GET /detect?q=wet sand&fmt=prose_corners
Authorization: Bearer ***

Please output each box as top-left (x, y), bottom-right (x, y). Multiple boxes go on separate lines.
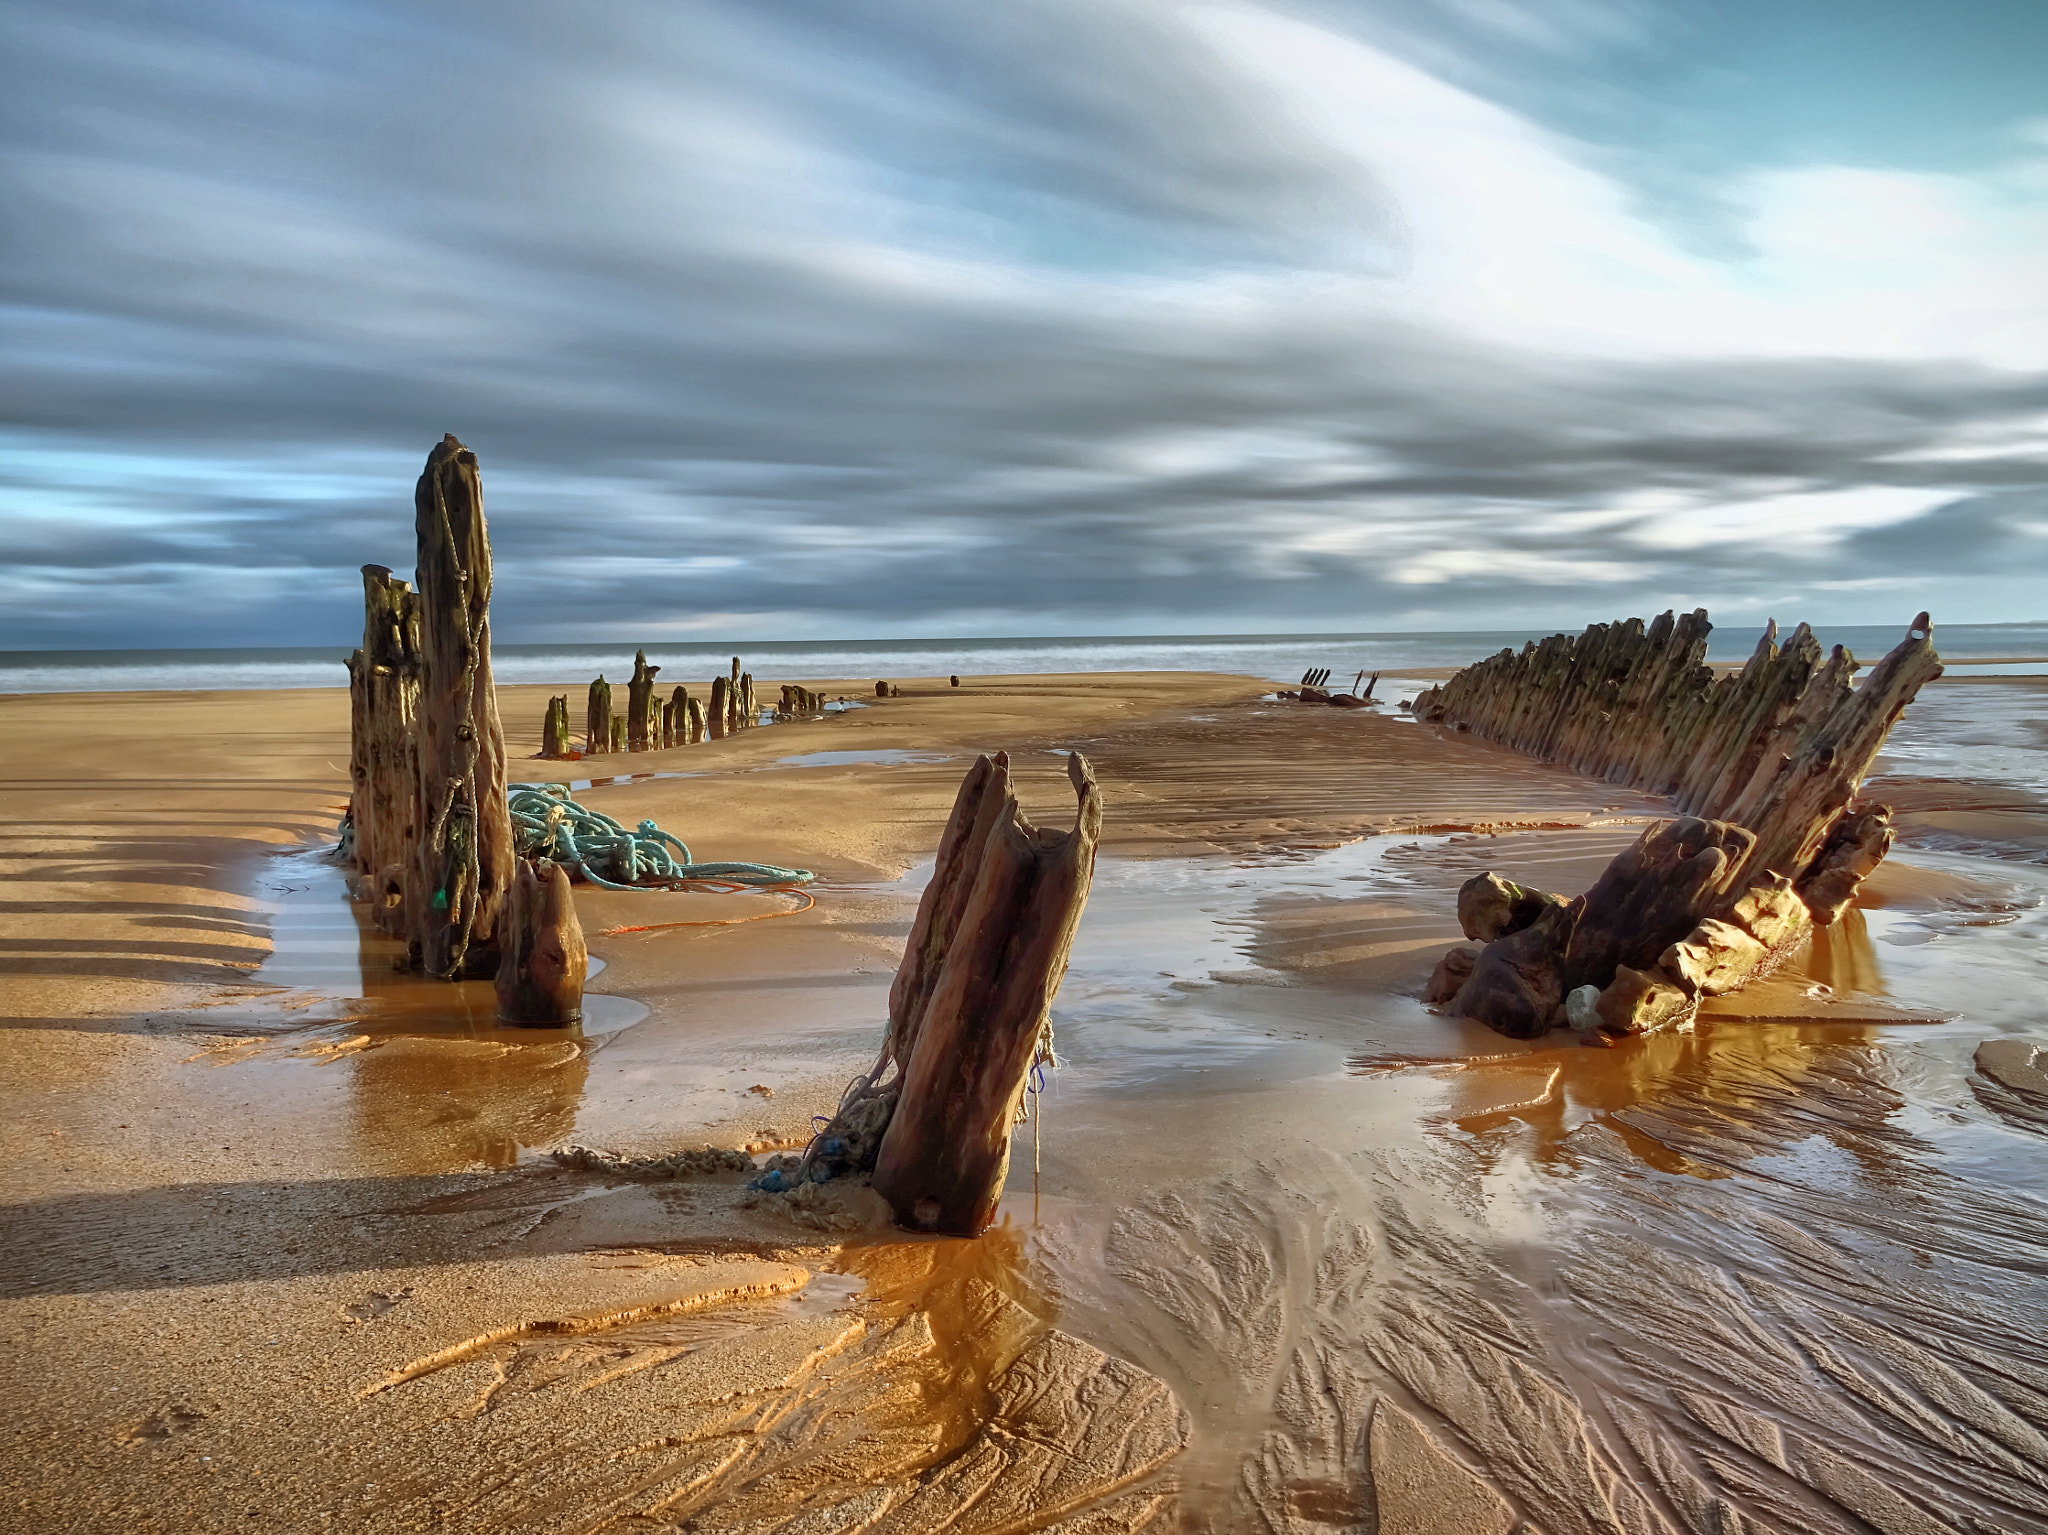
top-left (4, 670), bottom-right (2048, 1533)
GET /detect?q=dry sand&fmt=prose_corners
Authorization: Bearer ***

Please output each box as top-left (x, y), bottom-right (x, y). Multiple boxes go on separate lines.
top-left (4, 670), bottom-right (2047, 1533)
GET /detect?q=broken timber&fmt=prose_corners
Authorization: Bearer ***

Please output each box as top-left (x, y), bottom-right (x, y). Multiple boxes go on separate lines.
top-left (1418, 612), bottom-right (1943, 1040)
top-left (808, 752), bottom-right (1102, 1236)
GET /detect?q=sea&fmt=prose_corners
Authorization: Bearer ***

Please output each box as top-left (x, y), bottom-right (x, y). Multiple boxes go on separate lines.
top-left (3, 622), bottom-right (2044, 694)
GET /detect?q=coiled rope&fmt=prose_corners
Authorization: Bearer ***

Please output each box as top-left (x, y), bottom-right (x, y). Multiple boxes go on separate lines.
top-left (507, 783), bottom-right (814, 892)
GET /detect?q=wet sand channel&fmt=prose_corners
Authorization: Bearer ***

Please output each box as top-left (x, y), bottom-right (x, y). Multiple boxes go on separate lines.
top-left (3, 672), bottom-right (2047, 1533)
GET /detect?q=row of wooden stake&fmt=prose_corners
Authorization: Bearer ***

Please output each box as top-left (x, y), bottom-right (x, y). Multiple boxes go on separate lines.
top-left (540, 658), bottom-right (837, 758)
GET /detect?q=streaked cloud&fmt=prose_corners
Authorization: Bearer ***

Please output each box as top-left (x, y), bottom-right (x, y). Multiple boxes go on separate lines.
top-left (1, 0), bottom-right (2043, 648)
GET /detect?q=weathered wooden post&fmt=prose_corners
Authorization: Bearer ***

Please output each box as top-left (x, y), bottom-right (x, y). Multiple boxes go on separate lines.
top-left (541, 694), bottom-right (571, 759)
top-left (586, 676), bottom-right (612, 754)
top-left (494, 857), bottom-right (588, 1025)
top-left (404, 434), bottom-right (515, 980)
top-left (868, 752), bottom-right (1102, 1235)
top-left (875, 680), bottom-right (889, 698)
top-left (707, 676), bottom-right (729, 739)
top-left (687, 697), bottom-right (706, 743)
top-left (608, 717), bottom-right (627, 753)
top-left (343, 565), bottom-right (422, 935)
top-left (740, 672), bottom-right (755, 727)
top-left (626, 649), bottom-right (660, 751)
top-left (670, 685), bottom-right (691, 746)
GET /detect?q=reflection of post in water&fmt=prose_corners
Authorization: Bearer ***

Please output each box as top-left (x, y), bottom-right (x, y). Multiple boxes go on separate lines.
top-left (344, 1019), bottom-right (588, 1170)
top-left (1804, 906), bottom-right (1883, 997)
top-left (337, 893), bottom-right (590, 1169)
top-left (833, 1220), bottom-right (1043, 1451)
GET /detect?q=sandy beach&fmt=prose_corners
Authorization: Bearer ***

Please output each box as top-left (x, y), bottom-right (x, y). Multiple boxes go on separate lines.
top-left (5, 668), bottom-right (2048, 1534)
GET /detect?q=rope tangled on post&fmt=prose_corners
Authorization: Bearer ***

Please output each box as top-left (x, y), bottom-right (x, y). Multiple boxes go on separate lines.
top-left (506, 783), bottom-right (814, 892)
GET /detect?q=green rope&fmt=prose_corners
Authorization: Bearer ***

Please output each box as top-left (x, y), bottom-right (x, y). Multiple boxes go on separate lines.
top-left (507, 783), bottom-right (813, 891)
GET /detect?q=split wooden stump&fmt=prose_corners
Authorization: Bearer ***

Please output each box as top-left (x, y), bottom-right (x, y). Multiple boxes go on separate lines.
top-left (806, 752), bottom-right (1102, 1236)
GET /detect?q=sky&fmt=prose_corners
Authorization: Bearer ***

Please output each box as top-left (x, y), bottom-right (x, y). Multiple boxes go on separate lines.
top-left (3, 0), bottom-right (2045, 649)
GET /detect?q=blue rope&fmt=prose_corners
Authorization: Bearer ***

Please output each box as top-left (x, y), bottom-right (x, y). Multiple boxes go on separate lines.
top-left (507, 783), bottom-right (814, 891)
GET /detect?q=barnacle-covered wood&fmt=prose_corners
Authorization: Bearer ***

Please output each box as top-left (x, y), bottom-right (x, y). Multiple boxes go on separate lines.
top-left (540, 694), bottom-right (570, 759)
top-left (344, 565), bottom-right (421, 937)
top-left (1422, 613), bottom-right (1942, 1039)
top-left (405, 434), bottom-right (515, 980)
top-left (871, 751), bottom-right (1102, 1236)
top-left (626, 649), bottom-right (660, 752)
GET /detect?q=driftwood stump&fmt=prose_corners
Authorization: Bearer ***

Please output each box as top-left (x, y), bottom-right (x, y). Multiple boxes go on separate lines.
top-left (405, 434), bottom-right (515, 980)
top-left (343, 565), bottom-right (421, 935)
top-left (586, 676), bottom-right (612, 754)
top-left (687, 697), bottom-right (706, 744)
top-left (670, 685), bottom-right (691, 747)
top-left (707, 676), bottom-right (729, 740)
top-left (627, 649), bottom-right (661, 751)
top-left (541, 695), bottom-right (570, 759)
top-left (868, 752), bottom-right (1102, 1235)
top-left (494, 858), bottom-right (588, 1025)
top-left (740, 672), bottom-right (755, 728)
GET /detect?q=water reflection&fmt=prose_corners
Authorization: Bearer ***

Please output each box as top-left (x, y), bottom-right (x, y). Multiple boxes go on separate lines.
top-left (249, 847), bottom-right (640, 1168)
top-left (1803, 906), bottom-right (1884, 996)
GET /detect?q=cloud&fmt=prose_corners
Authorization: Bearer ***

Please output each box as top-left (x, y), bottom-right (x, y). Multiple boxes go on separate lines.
top-left (0, 0), bottom-right (2044, 649)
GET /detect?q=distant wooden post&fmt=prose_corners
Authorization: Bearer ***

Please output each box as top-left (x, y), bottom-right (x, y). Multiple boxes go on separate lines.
top-left (670, 685), bottom-right (691, 746)
top-left (708, 676), bottom-right (729, 739)
top-left (609, 717), bottom-right (627, 753)
top-left (405, 434), bottom-right (514, 980)
top-left (541, 694), bottom-right (570, 759)
top-left (586, 676), bottom-right (612, 754)
top-left (740, 672), bottom-right (756, 728)
top-left (495, 858), bottom-right (587, 1025)
top-left (687, 697), bottom-right (706, 743)
top-left (344, 565), bottom-right (422, 935)
top-left (875, 680), bottom-right (889, 698)
top-left (625, 649), bottom-right (660, 751)
top-left (870, 752), bottom-right (1102, 1236)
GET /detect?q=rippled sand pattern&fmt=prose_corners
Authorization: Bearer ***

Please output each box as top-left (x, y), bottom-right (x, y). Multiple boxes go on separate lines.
top-left (1049, 1037), bottom-right (2048, 1534)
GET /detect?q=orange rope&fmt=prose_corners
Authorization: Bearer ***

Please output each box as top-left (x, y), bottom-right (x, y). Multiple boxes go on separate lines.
top-left (597, 887), bottom-right (815, 934)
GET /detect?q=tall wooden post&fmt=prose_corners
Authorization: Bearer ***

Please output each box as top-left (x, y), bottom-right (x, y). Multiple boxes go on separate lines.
top-left (687, 697), bottom-right (706, 743)
top-left (405, 434), bottom-right (514, 980)
top-left (627, 649), bottom-right (660, 751)
top-left (586, 676), bottom-right (612, 754)
top-left (740, 672), bottom-right (755, 727)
